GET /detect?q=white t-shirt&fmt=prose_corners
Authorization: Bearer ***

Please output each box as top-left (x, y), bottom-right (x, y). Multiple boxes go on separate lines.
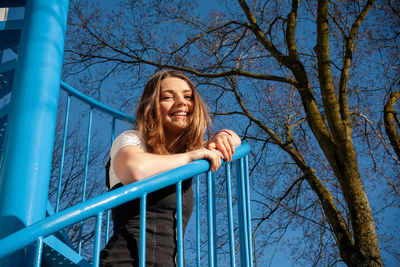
top-left (109, 130), bottom-right (147, 188)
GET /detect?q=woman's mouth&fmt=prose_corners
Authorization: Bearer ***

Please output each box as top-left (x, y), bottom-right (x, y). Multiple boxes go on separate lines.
top-left (171, 112), bottom-right (188, 116)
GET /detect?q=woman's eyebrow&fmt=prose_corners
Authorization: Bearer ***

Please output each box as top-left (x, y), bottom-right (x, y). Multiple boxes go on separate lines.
top-left (160, 90), bottom-right (172, 93)
top-left (160, 89), bottom-right (193, 94)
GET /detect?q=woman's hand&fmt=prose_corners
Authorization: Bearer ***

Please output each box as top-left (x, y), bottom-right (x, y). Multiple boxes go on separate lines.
top-left (187, 147), bottom-right (223, 172)
top-left (207, 129), bottom-right (241, 162)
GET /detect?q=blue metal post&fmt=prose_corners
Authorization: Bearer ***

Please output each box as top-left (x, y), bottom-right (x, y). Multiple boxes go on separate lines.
top-left (93, 212), bottom-right (103, 267)
top-left (236, 158), bottom-right (250, 267)
top-left (105, 118), bottom-right (117, 244)
top-left (56, 95), bottom-right (71, 212)
top-left (195, 175), bottom-right (201, 267)
top-left (207, 171), bottom-right (216, 267)
top-left (33, 237), bottom-right (43, 267)
top-left (139, 194), bottom-right (147, 267)
top-left (0, 0), bottom-right (69, 266)
top-left (176, 181), bottom-right (184, 267)
top-left (211, 172), bottom-right (218, 265)
top-left (225, 163), bottom-right (236, 267)
top-left (244, 155), bottom-right (253, 267)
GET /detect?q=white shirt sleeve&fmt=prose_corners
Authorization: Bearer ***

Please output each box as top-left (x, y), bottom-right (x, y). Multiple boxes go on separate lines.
top-left (109, 130), bottom-right (147, 188)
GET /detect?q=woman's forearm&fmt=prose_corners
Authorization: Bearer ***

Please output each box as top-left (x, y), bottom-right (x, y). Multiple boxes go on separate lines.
top-left (114, 146), bottom-right (223, 184)
top-left (114, 147), bottom-right (191, 184)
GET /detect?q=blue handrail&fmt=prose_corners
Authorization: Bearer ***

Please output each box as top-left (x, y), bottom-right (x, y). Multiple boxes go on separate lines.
top-left (0, 143), bottom-right (251, 260)
top-left (60, 81), bottom-right (134, 123)
top-left (57, 81), bottom-right (134, 250)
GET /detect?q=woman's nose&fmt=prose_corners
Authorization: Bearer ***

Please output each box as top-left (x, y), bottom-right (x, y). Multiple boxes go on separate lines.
top-left (175, 94), bottom-right (187, 106)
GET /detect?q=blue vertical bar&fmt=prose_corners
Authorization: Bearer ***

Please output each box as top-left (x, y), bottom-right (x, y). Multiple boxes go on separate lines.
top-left (105, 210), bottom-right (111, 245)
top-left (33, 237), bottom-right (43, 267)
top-left (176, 181), bottom-right (183, 267)
top-left (56, 94), bottom-right (71, 212)
top-left (244, 155), bottom-right (253, 267)
top-left (195, 175), bottom-right (201, 267)
top-left (225, 163), bottom-right (236, 267)
top-left (78, 107), bottom-right (93, 254)
top-left (105, 118), bottom-right (116, 244)
top-left (93, 212), bottom-right (103, 267)
top-left (0, 0), bottom-right (69, 266)
top-left (211, 172), bottom-right (218, 266)
top-left (139, 194), bottom-right (147, 267)
top-left (82, 107), bottom-right (93, 203)
top-left (236, 158), bottom-right (250, 267)
top-left (207, 171), bottom-right (215, 267)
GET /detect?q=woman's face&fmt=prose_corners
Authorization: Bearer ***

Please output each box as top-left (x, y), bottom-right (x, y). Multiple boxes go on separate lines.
top-left (159, 77), bottom-right (194, 139)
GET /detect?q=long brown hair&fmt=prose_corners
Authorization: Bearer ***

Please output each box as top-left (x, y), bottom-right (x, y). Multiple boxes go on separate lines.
top-left (135, 70), bottom-right (211, 154)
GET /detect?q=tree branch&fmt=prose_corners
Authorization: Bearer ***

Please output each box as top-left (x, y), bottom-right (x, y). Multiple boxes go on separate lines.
top-left (338, 0), bottom-right (375, 123)
top-left (384, 91), bottom-right (400, 160)
top-left (315, 0), bottom-right (343, 138)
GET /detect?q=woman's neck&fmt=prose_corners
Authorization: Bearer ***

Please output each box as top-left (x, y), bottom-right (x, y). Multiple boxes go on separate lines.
top-left (165, 134), bottom-right (179, 148)
top-left (165, 131), bottom-right (187, 153)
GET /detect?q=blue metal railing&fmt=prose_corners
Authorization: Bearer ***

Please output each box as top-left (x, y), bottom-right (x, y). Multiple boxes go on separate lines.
top-left (0, 143), bottom-right (252, 266)
top-left (2, 80), bottom-right (253, 266)
top-left (57, 81), bottom-right (134, 253)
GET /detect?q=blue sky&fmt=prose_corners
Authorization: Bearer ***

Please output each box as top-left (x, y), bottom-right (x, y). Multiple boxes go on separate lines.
top-left (58, 1), bottom-right (400, 266)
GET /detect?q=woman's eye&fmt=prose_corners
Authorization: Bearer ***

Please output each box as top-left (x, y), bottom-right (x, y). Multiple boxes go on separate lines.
top-left (162, 96), bottom-right (172, 100)
top-left (185, 95), bottom-right (193, 99)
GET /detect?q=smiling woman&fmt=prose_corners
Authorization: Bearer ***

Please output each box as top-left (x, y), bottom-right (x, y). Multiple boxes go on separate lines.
top-left (100, 70), bottom-right (241, 267)
top-left (159, 77), bottom-right (195, 142)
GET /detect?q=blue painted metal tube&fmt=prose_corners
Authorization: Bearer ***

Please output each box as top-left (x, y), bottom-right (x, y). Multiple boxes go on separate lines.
top-left (93, 212), bottom-right (103, 267)
top-left (78, 220), bottom-right (84, 255)
top-left (207, 171), bottom-right (215, 267)
top-left (56, 95), bottom-right (71, 212)
top-left (0, 0), bottom-right (69, 266)
top-left (0, 143), bottom-right (250, 259)
top-left (105, 118), bottom-right (116, 244)
top-left (236, 160), bottom-right (245, 267)
top-left (211, 172), bottom-right (218, 266)
top-left (139, 194), bottom-right (147, 267)
top-left (176, 181), bottom-right (183, 267)
top-left (244, 155), bottom-right (253, 267)
top-left (60, 82), bottom-right (134, 124)
top-left (33, 237), bottom-right (43, 267)
top-left (195, 175), bottom-right (201, 267)
top-left (105, 210), bottom-right (111, 246)
top-left (82, 107), bottom-right (93, 203)
top-left (111, 117), bottom-right (116, 141)
top-left (225, 163), bottom-right (236, 267)
top-left (78, 107), bottom-right (93, 254)
top-left (236, 158), bottom-right (250, 267)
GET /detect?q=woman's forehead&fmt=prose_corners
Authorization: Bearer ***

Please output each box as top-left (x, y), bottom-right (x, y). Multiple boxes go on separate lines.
top-left (160, 77), bottom-right (192, 93)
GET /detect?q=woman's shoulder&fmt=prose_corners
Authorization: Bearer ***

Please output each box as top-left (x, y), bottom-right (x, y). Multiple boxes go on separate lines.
top-left (119, 129), bottom-right (140, 138)
top-left (111, 130), bottom-right (147, 156)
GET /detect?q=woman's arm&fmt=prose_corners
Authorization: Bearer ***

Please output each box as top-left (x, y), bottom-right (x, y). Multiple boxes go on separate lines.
top-left (207, 129), bottom-right (241, 162)
top-left (114, 145), bottom-right (224, 185)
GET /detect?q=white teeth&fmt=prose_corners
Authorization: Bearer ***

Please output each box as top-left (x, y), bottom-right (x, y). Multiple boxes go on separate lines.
top-left (172, 112), bottom-right (187, 116)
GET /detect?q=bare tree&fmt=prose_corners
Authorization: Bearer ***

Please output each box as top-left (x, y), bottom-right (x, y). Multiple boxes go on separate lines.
top-left (64, 0), bottom-right (400, 265)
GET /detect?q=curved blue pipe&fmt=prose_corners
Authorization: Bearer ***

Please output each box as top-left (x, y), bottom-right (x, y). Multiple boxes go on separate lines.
top-left (60, 81), bottom-right (134, 123)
